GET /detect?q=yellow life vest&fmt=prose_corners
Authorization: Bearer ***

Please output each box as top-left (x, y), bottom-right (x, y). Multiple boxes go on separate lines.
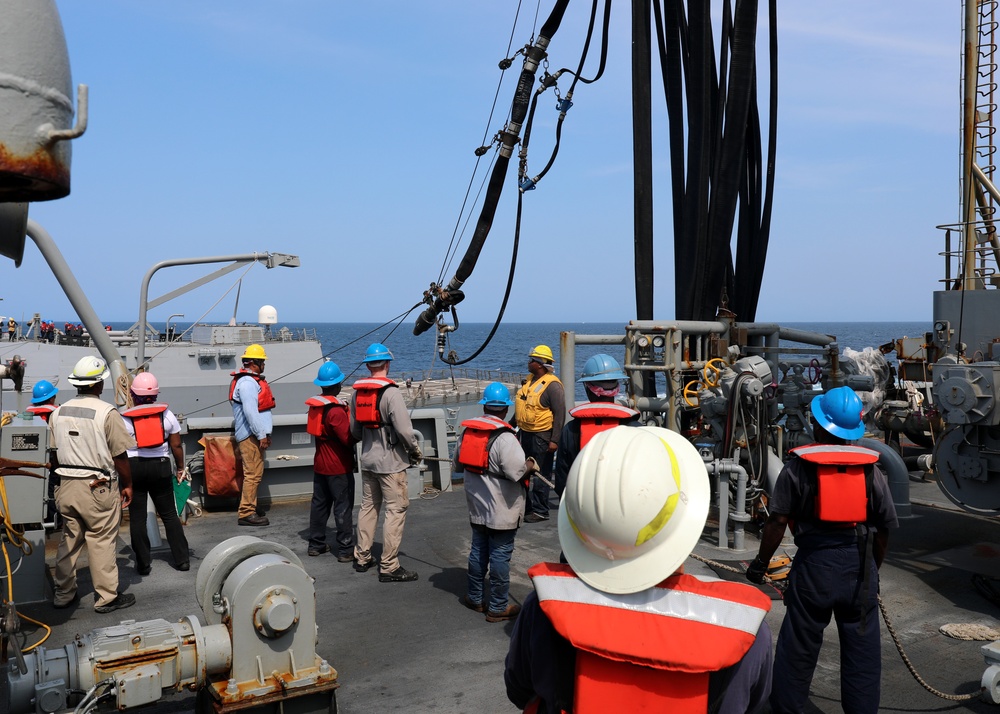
top-left (514, 373), bottom-right (561, 432)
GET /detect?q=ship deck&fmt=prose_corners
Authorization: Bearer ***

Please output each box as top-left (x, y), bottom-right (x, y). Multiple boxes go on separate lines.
top-left (12, 474), bottom-right (1000, 713)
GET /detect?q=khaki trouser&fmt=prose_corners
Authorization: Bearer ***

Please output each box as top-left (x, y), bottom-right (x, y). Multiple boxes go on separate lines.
top-left (237, 436), bottom-right (265, 518)
top-left (53, 478), bottom-right (122, 609)
top-left (354, 470), bottom-right (409, 573)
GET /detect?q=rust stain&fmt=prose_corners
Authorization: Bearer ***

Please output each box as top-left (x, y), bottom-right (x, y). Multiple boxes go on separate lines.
top-left (0, 142), bottom-right (69, 201)
top-left (974, 543), bottom-right (1000, 558)
top-left (95, 646), bottom-right (179, 672)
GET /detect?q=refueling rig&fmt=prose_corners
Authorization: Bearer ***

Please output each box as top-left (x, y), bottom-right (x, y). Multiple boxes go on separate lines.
top-left (558, 316), bottom-right (912, 551)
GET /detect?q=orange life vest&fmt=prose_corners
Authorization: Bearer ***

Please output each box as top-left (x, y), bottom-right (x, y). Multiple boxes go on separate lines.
top-left (352, 377), bottom-right (396, 428)
top-left (457, 415), bottom-right (514, 474)
top-left (229, 370), bottom-right (276, 411)
top-left (27, 404), bottom-right (57, 423)
top-left (527, 562), bottom-right (770, 714)
top-left (569, 402), bottom-right (640, 449)
top-left (790, 444), bottom-right (878, 524)
top-left (305, 395), bottom-right (346, 437)
top-left (122, 403), bottom-right (170, 448)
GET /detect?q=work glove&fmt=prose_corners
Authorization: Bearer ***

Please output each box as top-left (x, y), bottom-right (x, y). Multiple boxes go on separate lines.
top-left (409, 448), bottom-right (423, 466)
top-left (745, 556), bottom-right (768, 585)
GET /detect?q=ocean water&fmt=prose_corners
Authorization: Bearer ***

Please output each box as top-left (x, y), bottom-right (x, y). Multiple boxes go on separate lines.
top-left (291, 320), bottom-right (928, 400)
top-left (112, 319), bottom-right (927, 401)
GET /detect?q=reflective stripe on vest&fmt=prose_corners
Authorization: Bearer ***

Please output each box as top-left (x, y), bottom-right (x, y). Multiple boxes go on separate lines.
top-left (529, 562), bottom-right (769, 671)
top-left (569, 402), bottom-right (639, 448)
top-left (514, 373), bottom-right (562, 432)
top-left (50, 398), bottom-right (119, 480)
top-left (457, 415), bottom-right (514, 474)
top-left (27, 404), bottom-right (57, 423)
top-left (305, 395), bottom-right (345, 437)
top-left (352, 377), bottom-right (395, 428)
top-left (229, 370), bottom-right (276, 411)
top-left (122, 403), bottom-right (169, 448)
top-left (790, 444), bottom-right (878, 524)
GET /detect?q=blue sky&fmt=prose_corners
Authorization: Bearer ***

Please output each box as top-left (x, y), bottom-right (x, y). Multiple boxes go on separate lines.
top-left (11, 1), bottom-right (958, 328)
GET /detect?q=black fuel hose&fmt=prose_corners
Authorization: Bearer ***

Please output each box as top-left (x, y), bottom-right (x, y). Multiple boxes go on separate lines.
top-left (414, 0), bottom-right (571, 336)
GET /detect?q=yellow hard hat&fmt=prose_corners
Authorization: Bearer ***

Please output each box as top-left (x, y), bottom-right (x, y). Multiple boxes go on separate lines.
top-left (529, 344), bottom-right (554, 363)
top-left (241, 344), bottom-right (267, 360)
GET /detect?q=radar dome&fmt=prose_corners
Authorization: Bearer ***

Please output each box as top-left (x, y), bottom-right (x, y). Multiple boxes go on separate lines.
top-left (258, 305), bottom-right (278, 325)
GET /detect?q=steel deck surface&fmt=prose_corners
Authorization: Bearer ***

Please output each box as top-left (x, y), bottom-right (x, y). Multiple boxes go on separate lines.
top-left (13, 475), bottom-right (1000, 713)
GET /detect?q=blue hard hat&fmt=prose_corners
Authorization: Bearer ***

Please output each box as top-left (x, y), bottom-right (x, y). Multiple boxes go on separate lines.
top-left (578, 353), bottom-right (628, 382)
top-left (31, 380), bottom-right (58, 404)
top-left (314, 361), bottom-right (345, 387)
top-left (363, 342), bottom-right (393, 363)
top-left (479, 382), bottom-right (513, 407)
top-left (811, 387), bottom-right (865, 440)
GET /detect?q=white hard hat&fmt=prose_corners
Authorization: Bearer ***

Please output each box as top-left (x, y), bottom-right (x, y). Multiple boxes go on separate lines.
top-left (557, 425), bottom-right (710, 595)
top-left (68, 355), bottom-right (110, 386)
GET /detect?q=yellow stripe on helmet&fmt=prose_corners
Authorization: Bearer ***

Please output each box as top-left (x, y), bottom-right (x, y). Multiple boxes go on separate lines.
top-left (635, 436), bottom-right (683, 546)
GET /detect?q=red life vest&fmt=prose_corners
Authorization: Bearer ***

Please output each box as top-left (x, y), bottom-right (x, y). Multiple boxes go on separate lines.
top-left (122, 403), bottom-right (170, 448)
top-left (305, 395), bottom-right (346, 438)
top-left (527, 562), bottom-right (770, 714)
top-left (457, 415), bottom-right (514, 474)
top-left (569, 402), bottom-right (640, 449)
top-left (352, 377), bottom-right (396, 428)
top-left (27, 404), bottom-right (57, 423)
top-left (229, 370), bottom-right (276, 411)
top-left (790, 444), bottom-right (879, 524)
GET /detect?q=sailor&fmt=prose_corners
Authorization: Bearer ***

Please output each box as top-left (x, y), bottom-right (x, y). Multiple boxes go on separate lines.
top-left (350, 342), bottom-right (422, 583)
top-left (29, 380), bottom-right (60, 525)
top-left (453, 382), bottom-right (534, 622)
top-left (7, 317), bottom-right (16, 341)
top-left (552, 353), bottom-right (638, 499)
top-left (229, 343), bottom-right (274, 527)
top-left (27, 379), bottom-right (58, 422)
top-left (120, 371), bottom-right (190, 575)
top-left (49, 356), bottom-right (137, 613)
top-left (305, 361), bottom-right (357, 561)
top-left (505, 426), bottom-right (773, 713)
top-left (514, 344), bottom-right (565, 523)
top-left (747, 386), bottom-right (898, 714)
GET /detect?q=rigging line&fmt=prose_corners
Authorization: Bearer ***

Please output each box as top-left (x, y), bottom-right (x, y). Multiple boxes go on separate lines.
top-left (521, 0), bottom-right (606, 187)
top-left (440, 190), bottom-right (524, 366)
top-left (139, 262), bottom-right (258, 370)
top-left (562, 0), bottom-right (607, 90)
top-left (442, 149), bottom-right (501, 282)
top-left (181, 304), bottom-right (422, 418)
top-left (436, 0), bottom-right (528, 286)
top-left (561, 0), bottom-right (612, 86)
top-left (521, 0), bottom-right (605, 187)
top-left (262, 304), bottom-right (423, 384)
top-left (340, 305), bottom-right (422, 382)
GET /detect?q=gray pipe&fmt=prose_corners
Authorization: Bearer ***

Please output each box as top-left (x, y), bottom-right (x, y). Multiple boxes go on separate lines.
top-left (858, 437), bottom-right (911, 519)
top-left (26, 219), bottom-right (128, 403)
top-left (707, 460), bottom-right (750, 550)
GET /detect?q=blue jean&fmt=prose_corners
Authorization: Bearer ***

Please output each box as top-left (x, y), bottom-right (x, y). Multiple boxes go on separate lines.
top-left (771, 538), bottom-right (881, 714)
top-left (467, 523), bottom-right (517, 613)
